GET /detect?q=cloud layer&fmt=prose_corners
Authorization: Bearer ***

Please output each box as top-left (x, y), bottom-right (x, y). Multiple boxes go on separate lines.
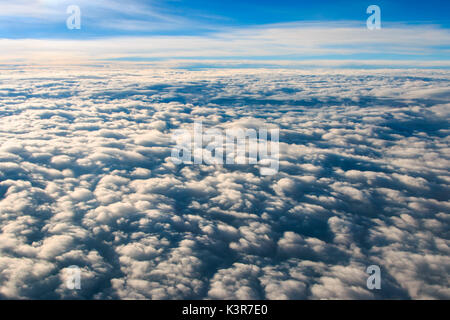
top-left (0, 66), bottom-right (449, 299)
top-left (1, 21), bottom-right (450, 67)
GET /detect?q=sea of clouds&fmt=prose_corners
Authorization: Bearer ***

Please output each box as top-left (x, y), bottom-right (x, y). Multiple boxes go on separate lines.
top-left (0, 66), bottom-right (449, 299)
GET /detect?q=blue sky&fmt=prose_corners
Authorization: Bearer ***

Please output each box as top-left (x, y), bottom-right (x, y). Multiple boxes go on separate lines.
top-left (0, 0), bottom-right (449, 66)
top-left (1, 0), bottom-right (450, 37)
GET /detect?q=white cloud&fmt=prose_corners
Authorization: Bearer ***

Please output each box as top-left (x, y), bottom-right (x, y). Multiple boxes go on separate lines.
top-left (0, 66), bottom-right (448, 299)
top-left (0, 22), bottom-right (449, 67)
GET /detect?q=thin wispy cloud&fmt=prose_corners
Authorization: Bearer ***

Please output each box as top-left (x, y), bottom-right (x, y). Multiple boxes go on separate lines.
top-left (0, 1), bottom-right (448, 67)
top-left (0, 22), bottom-right (449, 67)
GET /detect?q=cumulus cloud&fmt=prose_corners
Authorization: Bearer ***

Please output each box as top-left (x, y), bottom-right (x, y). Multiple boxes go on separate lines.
top-left (0, 66), bottom-right (448, 299)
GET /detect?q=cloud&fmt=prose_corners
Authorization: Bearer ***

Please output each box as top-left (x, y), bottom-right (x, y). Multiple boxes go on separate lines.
top-left (0, 66), bottom-right (448, 299)
top-left (0, 21), bottom-right (449, 67)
